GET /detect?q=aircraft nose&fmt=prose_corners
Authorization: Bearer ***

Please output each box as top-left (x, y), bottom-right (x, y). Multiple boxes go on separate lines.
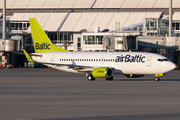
top-left (168, 62), bottom-right (176, 71)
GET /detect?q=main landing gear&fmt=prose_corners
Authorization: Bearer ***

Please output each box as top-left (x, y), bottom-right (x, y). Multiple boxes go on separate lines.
top-left (86, 74), bottom-right (114, 81)
top-left (87, 74), bottom-right (95, 81)
top-left (155, 77), bottom-right (160, 81)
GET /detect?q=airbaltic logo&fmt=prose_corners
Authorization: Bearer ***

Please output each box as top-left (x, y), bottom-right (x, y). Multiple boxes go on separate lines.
top-left (35, 43), bottom-right (51, 50)
top-left (115, 55), bottom-right (146, 63)
top-left (97, 70), bottom-right (105, 73)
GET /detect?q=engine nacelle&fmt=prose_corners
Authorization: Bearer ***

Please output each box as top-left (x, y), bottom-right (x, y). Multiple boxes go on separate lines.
top-left (92, 67), bottom-right (113, 78)
top-left (125, 74), bottom-right (145, 78)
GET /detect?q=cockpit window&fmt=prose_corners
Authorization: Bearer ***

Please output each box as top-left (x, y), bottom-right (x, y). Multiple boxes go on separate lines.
top-left (163, 59), bottom-right (168, 61)
top-left (158, 59), bottom-right (169, 62)
top-left (158, 59), bottom-right (163, 62)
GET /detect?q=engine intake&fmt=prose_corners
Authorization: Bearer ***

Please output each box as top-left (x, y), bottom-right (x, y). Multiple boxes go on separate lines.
top-left (92, 67), bottom-right (113, 78)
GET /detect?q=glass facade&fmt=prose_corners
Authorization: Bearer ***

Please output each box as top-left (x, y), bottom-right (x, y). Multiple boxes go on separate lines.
top-left (145, 18), bottom-right (159, 36)
top-left (10, 22), bottom-right (30, 31)
top-left (146, 18), bottom-right (158, 31)
top-left (144, 48), bottom-right (167, 57)
top-left (144, 18), bottom-right (180, 36)
top-left (9, 21), bottom-right (74, 45)
top-left (49, 32), bottom-right (73, 44)
top-left (83, 35), bottom-right (103, 45)
top-left (0, 20), bottom-right (9, 39)
top-left (77, 38), bottom-right (81, 51)
top-left (172, 22), bottom-right (180, 30)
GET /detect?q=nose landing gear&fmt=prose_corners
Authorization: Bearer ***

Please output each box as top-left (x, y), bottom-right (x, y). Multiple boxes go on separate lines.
top-left (155, 77), bottom-right (160, 81)
top-left (155, 73), bottom-right (164, 81)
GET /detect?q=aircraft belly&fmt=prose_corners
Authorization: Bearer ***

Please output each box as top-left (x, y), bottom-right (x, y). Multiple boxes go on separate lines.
top-left (117, 63), bottom-right (146, 74)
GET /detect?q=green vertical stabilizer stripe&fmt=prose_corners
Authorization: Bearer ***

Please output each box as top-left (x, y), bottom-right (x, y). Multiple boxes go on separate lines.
top-left (29, 18), bottom-right (69, 53)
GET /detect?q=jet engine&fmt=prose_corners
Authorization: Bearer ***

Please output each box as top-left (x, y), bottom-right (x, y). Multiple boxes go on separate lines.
top-left (92, 67), bottom-right (113, 78)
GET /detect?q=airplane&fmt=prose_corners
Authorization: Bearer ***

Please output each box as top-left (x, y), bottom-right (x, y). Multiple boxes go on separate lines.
top-left (23, 18), bottom-right (176, 81)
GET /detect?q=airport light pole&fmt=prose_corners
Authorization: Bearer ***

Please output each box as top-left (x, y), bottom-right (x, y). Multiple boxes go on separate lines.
top-left (169, 0), bottom-right (172, 37)
top-left (3, 0), bottom-right (6, 39)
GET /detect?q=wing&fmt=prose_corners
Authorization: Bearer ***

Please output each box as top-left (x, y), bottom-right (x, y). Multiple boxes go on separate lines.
top-left (39, 62), bottom-right (95, 72)
top-left (23, 49), bottom-right (116, 73)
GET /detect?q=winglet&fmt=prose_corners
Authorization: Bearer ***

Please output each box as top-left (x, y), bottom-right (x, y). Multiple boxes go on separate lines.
top-left (29, 18), bottom-right (69, 53)
top-left (23, 49), bottom-right (35, 63)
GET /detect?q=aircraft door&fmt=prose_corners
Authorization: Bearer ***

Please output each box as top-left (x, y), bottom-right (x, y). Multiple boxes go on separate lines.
top-left (101, 57), bottom-right (104, 64)
top-left (51, 55), bottom-right (55, 63)
top-left (146, 56), bottom-right (152, 67)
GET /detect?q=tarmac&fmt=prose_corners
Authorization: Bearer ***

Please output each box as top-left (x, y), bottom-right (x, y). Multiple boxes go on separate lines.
top-left (0, 68), bottom-right (180, 120)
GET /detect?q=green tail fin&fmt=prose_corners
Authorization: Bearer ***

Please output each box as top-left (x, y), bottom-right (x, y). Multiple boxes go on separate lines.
top-left (29, 18), bottom-right (69, 53)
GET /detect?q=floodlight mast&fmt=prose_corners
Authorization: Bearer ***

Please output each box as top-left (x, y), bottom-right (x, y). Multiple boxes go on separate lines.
top-left (169, 0), bottom-right (172, 37)
top-left (3, 0), bottom-right (6, 39)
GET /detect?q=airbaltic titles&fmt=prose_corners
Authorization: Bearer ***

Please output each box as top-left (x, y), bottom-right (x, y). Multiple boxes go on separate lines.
top-left (115, 55), bottom-right (146, 63)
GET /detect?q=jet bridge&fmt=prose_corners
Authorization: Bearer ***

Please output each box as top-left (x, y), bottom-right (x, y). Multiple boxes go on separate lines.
top-left (103, 35), bottom-right (138, 51)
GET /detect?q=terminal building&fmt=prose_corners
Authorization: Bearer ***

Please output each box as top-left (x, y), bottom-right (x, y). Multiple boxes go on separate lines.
top-left (0, 0), bottom-right (180, 68)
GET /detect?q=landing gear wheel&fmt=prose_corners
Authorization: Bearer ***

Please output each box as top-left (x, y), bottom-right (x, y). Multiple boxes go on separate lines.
top-left (87, 74), bottom-right (95, 81)
top-left (155, 77), bottom-right (160, 81)
top-left (106, 76), bottom-right (113, 81)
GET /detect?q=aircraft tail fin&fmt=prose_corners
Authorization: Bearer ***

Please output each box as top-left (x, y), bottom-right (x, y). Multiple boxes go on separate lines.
top-left (29, 18), bottom-right (69, 53)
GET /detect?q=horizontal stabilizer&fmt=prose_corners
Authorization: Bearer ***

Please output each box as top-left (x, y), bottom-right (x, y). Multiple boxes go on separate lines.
top-left (23, 49), bottom-right (36, 63)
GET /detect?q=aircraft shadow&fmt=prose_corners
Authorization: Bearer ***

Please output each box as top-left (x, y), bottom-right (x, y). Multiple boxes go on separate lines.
top-left (113, 79), bottom-right (180, 81)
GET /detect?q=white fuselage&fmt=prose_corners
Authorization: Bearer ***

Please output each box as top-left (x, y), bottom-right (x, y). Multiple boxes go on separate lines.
top-left (32, 52), bottom-right (176, 75)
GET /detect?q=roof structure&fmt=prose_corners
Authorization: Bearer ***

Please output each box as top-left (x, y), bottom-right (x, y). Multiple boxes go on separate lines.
top-left (10, 12), bottom-right (163, 32)
top-left (10, 13), bottom-right (68, 31)
top-left (0, 0), bottom-right (180, 9)
top-left (173, 12), bottom-right (180, 21)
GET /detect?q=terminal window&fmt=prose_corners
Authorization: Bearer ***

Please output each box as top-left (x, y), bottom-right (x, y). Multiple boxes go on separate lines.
top-left (83, 35), bottom-right (103, 45)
